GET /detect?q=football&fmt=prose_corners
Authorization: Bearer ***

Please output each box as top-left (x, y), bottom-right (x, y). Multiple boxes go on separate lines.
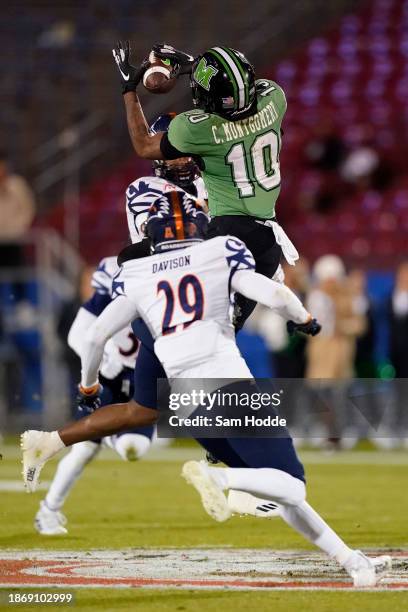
top-left (143, 51), bottom-right (177, 94)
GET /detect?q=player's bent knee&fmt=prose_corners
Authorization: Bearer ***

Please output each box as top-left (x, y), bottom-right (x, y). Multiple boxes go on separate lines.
top-left (285, 477), bottom-right (306, 506)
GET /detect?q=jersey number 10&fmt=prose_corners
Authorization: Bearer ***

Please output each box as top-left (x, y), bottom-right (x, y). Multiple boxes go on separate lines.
top-left (157, 274), bottom-right (204, 335)
top-left (226, 130), bottom-right (281, 197)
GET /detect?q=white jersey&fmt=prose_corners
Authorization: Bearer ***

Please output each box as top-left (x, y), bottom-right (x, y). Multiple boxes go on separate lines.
top-left (114, 236), bottom-right (255, 377)
top-left (91, 257), bottom-right (139, 369)
top-left (126, 175), bottom-right (207, 244)
top-left (80, 238), bottom-right (309, 386)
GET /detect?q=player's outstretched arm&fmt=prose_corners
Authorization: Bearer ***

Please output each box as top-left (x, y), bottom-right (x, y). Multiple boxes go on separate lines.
top-left (231, 270), bottom-right (310, 325)
top-left (112, 40), bottom-right (164, 159)
top-left (81, 296), bottom-right (139, 389)
top-left (123, 93), bottom-right (164, 159)
top-left (67, 307), bottom-right (98, 357)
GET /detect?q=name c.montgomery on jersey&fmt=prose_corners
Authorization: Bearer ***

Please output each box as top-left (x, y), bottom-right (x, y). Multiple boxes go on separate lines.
top-left (167, 79), bottom-right (286, 219)
top-left (211, 98), bottom-right (280, 144)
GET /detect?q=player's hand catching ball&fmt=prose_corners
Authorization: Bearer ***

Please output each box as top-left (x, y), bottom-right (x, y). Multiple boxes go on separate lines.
top-left (152, 43), bottom-right (195, 77)
top-left (143, 51), bottom-right (178, 94)
top-left (112, 40), bottom-right (149, 94)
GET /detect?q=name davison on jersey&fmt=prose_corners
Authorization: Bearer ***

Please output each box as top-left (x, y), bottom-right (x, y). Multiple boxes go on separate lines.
top-left (211, 100), bottom-right (280, 145)
top-left (152, 255), bottom-right (191, 273)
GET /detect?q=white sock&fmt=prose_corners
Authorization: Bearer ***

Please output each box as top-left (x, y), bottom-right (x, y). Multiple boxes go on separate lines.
top-left (280, 501), bottom-right (353, 565)
top-left (107, 434), bottom-right (151, 461)
top-left (44, 431), bottom-right (66, 461)
top-left (208, 466), bottom-right (352, 566)
top-left (45, 441), bottom-right (100, 511)
top-left (208, 466), bottom-right (306, 506)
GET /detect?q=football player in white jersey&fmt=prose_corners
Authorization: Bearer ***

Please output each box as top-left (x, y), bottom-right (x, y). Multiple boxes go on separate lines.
top-left (125, 113), bottom-right (207, 246)
top-left (22, 194), bottom-right (391, 585)
top-left (34, 256), bottom-right (154, 535)
top-left (34, 113), bottom-right (208, 535)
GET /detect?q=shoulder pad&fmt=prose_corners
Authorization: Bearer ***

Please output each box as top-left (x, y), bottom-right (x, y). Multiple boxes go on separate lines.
top-left (126, 176), bottom-right (184, 207)
top-left (224, 236), bottom-right (256, 272)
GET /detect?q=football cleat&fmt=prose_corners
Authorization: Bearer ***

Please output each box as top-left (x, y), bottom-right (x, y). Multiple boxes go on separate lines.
top-left (227, 490), bottom-right (281, 518)
top-left (34, 501), bottom-right (68, 536)
top-left (125, 446), bottom-right (139, 461)
top-left (344, 550), bottom-right (392, 587)
top-left (182, 460), bottom-right (231, 522)
top-left (205, 451), bottom-right (220, 464)
top-left (76, 383), bottom-right (102, 414)
top-left (21, 430), bottom-right (62, 493)
top-left (105, 433), bottom-right (151, 461)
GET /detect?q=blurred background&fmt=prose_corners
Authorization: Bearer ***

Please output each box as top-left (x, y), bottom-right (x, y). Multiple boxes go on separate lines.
top-left (1, 0), bottom-right (407, 446)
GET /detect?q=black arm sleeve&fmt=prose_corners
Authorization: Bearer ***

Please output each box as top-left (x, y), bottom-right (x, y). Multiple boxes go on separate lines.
top-left (160, 132), bottom-right (205, 170)
top-left (160, 132), bottom-right (187, 159)
top-left (117, 239), bottom-right (151, 266)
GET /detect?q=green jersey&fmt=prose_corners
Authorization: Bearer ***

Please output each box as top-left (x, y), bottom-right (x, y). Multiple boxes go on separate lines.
top-left (167, 79), bottom-right (287, 219)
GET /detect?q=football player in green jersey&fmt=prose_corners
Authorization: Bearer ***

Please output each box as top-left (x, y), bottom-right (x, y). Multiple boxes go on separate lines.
top-left (113, 41), bottom-right (300, 329)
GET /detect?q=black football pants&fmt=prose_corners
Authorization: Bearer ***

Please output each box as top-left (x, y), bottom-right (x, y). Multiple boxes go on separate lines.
top-left (207, 215), bottom-right (282, 331)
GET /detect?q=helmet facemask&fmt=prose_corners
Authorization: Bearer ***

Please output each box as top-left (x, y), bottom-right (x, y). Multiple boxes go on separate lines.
top-left (149, 113), bottom-right (200, 189)
top-left (153, 157), bottom-right (200, 188)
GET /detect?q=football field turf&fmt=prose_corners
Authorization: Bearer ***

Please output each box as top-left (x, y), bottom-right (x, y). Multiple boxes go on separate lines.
top-left (1, 442), bottom-right (407, 611)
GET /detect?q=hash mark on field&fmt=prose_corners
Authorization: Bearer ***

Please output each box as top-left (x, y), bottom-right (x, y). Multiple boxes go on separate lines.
top-left (0, 480), bottom-right (50, 492)
top-left (0, 549), bottom-right (407, 591)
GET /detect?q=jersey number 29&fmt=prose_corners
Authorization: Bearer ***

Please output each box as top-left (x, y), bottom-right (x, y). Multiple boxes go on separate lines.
top-left (226, 130), bottom-right (281, 197)
top-left (157, 275), bottom-right (204, 335)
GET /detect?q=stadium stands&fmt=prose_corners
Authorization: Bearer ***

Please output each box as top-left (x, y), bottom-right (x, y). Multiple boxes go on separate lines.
top-left (271, 0), bottom-right (408, 267)
top-left (35, 0), bottom-right (408, 267)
